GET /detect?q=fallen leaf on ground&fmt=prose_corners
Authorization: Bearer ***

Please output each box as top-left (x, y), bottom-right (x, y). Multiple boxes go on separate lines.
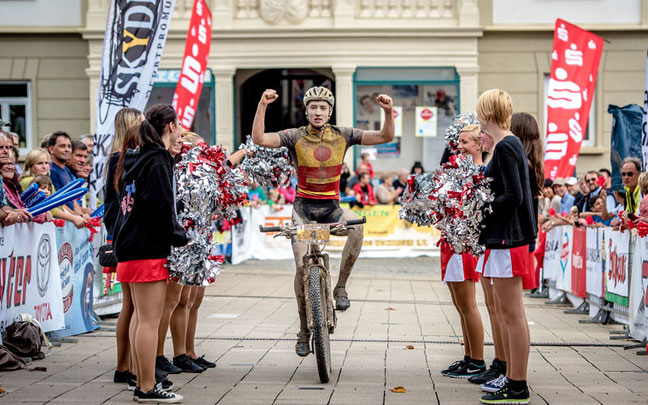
top-left (390, 386), bottom-right (407, 393)
top-left (385, 307), bottom-right (396, 311)
top-left (405, 345), bottom-right (414, 350)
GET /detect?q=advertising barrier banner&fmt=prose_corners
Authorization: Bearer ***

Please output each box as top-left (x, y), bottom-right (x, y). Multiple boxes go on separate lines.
top-left (232, 205), bottom-right (440, 264)
top-left (53, 223), bottom-right (100, 337)
top-left (606, 230), bottom-right (630, 306)
top-left (585, 227), bottom-right (604, 298)
top-left (571, 227), bottom-right (587, 298)
top-left (630, 235), bottom-right (647, 340)
top-left (543, 226), bottom-right (562, 281)
top-left (90, 0), bottom-right (176, 208)
top-left (0, 223), bottom-right (64, 334)
top-left (556, 226), bottom-right (573, 292)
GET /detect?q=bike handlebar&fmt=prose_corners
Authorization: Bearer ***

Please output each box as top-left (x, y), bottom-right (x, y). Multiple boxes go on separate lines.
top-left (259, 216), bottom-right (367, 233)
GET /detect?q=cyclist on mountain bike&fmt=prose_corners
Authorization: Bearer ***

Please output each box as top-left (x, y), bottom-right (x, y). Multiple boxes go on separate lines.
top-left (252, 86), bottom-right (394, 357)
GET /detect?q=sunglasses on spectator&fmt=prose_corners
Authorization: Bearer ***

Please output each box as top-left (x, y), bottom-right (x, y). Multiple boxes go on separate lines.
top-left (621, 172), bottom-right (636, 177)
top-left (585, 178), bottom-right (597, 183)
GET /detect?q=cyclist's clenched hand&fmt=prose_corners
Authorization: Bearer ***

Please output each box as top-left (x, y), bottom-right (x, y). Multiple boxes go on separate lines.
top-left (260, 89), bottom-right (279, 105)
top-left (375, 94), bottom-right (393, 111)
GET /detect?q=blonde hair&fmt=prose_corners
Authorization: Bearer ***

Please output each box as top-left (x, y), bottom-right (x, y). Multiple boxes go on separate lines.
top-left (476, 89), bottom-right (513, 129)
top-left (184, 131), bottom-right (204, 146)
top-left (23, 148), bottom-right (50, 178)
top-left (639, 172), bottom-right (648, 195)
top-left (459, 124), bottom-right (482, 143)
top-left (112, 107), bottom-right (142, 153)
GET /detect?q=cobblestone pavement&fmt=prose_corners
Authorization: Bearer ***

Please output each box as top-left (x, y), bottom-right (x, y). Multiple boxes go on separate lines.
top-left (1, 257), bottom-right (647, 404)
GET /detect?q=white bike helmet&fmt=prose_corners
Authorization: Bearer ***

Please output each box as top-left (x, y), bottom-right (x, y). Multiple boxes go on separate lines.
top-left (303, 86), bottom-right (335, 108)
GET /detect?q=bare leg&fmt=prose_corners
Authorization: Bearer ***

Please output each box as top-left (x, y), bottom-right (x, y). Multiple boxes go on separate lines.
top-left (335, 209), bottom-right (363, 289)
top-left (170, 286), bottom-right (192, 357)
top-left (128, 284), bottom-right (139, 383)
top-left (156, 282), bottom-right (183, 357)
top-left (448, 283), bottom-right (470, 357)
top-left (481, 278), bottom-right (506, 362)
top-left (131, 280), bottom-right (167, 393)
top-left (186, 286), bottom-right (203, 359)
top-left (492, 276), bottom-right (529, 381)
top-left (451, 280), bottom-right (484, 361)
top-left (116, 281), bottom-right (133, 372)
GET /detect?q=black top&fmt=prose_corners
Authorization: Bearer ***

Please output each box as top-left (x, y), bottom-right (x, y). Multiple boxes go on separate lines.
top-left (479, 136), bottom-right (536, 249)
top-left (113, 145), bottom-right (187, 262)
top-left (528, 162), bottom-right (539, 234)
top-left (103, 153), bottom-right (120, 237)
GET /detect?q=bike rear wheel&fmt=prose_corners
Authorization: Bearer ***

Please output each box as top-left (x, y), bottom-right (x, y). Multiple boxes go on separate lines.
top-left (309, 265), bottom-right (331, 383)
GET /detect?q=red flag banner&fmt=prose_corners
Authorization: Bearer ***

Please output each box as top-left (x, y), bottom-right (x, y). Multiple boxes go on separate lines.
top-left (544, 19), bottom-right (604, 179)
top-left (173, 0), bottom-right (212, 130)
top-left (571, 227), bottom-right (587, 298)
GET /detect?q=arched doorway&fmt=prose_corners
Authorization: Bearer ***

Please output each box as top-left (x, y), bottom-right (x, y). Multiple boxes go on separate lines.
top-left (237, 68), bottom-right (335, 146)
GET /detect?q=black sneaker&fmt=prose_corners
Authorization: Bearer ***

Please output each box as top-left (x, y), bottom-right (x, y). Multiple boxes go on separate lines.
top-left (130, 374), bottom-right (174, 391)
top-left (446, 361), bottom-right (486, 379)
top-left (136, 386), bottom-right (183, 403)
top-left (480, 385), bottom-right (530, 404)
top-left (172, 354), bottom-right (204, 373)
top-left (155, 369), bottom-right (169, 380)
top-left (133, 388), bottom-right (141, 402)
top-left (114, 369), bottom-right (136, 383)
top-left (128, 377), bottom-right (137, 391)
top-left (440, 359), bottom-right (468, 376)
top-left (157, 379), bottom-right (174, 392)
top-left (192, 355), bottom-right (216, 369)
top-left (469, 359), bottom-right (504, 384)
top-left (156, 355), bottom-right (182, 374)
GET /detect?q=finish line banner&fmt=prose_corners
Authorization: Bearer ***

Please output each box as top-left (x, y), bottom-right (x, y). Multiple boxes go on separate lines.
top-left (90, 0), bottom-right (176, 208)
top-left (0, 223), bottom-right (64, 334)
top-left (231, 205), bottom-right (440, 264)
top-left (544, 19), bottom-right (604, 179)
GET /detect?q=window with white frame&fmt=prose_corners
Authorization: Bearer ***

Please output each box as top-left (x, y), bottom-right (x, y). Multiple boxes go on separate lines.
top-left (543, 74), bottom-right (595, 148)
top-left (0, 82), bottom-right (32, 155)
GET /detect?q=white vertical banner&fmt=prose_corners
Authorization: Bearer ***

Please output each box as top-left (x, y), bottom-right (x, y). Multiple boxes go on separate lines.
top-left (586, 228), bottom-right (604, 298)
top-left (543, 226), bottom-right (563, 282)
top-left (630, 235), bottom-right (647, 341)
top-left (642, 48), bottom-right (648, 170)
top-left (90, 0), bottom-right (176, 208)
top-left (556, 226), bottom-right (573, 292)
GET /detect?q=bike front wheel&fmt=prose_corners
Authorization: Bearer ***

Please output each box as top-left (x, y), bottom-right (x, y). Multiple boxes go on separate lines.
top-left (309, 265), bottom-right (331, 383)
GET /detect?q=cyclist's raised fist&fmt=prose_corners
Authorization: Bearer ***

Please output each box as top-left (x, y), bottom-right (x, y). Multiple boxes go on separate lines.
top-left (376, 94), bottom-right (393, 111)
top-left (260, 89), bottom-right (279, 105)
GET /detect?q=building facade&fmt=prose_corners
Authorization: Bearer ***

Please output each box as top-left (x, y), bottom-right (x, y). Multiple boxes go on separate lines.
top-left (1, 0), bottom-right (646, 176)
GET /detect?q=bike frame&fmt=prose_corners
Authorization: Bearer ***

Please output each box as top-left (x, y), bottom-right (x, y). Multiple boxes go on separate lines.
top-left (302, 241), bottom-right (336, 337)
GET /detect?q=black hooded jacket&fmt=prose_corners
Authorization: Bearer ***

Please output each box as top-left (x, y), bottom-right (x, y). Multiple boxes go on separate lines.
top-left (479, 136), bottom-right (536, 249)
top-left (113, 144), bottom-right (187, 262)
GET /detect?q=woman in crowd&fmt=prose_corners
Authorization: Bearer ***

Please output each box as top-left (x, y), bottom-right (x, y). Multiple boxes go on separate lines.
top-left (439, 124), bottom-right (485, 380)
top-left (105, 108), bottom-right (146, 388)
top-left (113, 104), bottom-right (187, 403)
top-left (475, 89), bottom-right (535, 404)
top-left (2, 150), bottom-right (50, 224)
top-left (20, 147), bottom-right (87, 228)
top-left (375, 173), bottom-right (395, 204)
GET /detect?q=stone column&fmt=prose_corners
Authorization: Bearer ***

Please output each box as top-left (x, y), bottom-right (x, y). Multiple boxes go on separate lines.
top-left (332, 64), bottom-right (357, 167)
top-left (213, 67), bottom-right (236, 151)
top-left (456, 66), bottom-right (479, 114)
top-left (458, 0), bottom-right (479, 27)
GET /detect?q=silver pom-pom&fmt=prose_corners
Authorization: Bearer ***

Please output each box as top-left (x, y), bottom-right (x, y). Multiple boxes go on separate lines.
top-left (444, 112), bottom-right (480, 154)
top-left (239, 136), bottom-right (293, 188)
top-left (168, 143), bottom-right (248, 286)
top-left (399, 154), bottom-right (493, 256)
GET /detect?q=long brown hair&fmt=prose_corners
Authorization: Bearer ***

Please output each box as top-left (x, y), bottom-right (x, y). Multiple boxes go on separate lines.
top-left (511, 112), bottom-right (544, 194)
top-left (113, 125), bottom-right (141, 191)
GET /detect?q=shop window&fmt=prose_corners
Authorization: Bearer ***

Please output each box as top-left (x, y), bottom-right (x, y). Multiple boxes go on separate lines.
top-left (543, 74), bottom-right (595, 148)
top-left (354, 67), bottom-right (459, 173)
top-left (0, 81), bottom-right (31, 152)
top-left (146, 69), bottom-right (215, 144)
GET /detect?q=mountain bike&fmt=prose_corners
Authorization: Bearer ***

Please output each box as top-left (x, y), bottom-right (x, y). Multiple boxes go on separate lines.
top-left (260, 217), bottom-right (366, 383)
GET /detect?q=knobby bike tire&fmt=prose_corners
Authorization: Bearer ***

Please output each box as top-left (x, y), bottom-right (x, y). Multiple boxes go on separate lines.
top-left (309, 265), bottom-right (331, 383)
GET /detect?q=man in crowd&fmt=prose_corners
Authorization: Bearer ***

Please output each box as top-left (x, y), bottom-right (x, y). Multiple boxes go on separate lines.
top-left (48, 131), bottom-right (76, 209)
top-left (599, 168), bottom-right (612, 190)
top-left (353, 172), bottom-right (377, 207)
top-left (621, 157), bottom-right (641, 215)
top-left (393, 168), bottom-right (409, 204)
top-left (80, 134), bottom-right (94, 153)
top-left (67, 140), bottom-right (88, 177)
top-left (580, 170), bottom-right (617, 212)
top-left (345, 162), bottom-right (369, 193)
top-left (552, 177), bottom-right (575, 215)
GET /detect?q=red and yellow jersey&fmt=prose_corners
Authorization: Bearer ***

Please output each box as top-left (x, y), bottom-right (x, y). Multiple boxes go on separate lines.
top-left (278, 124), bottom-right (363, 200)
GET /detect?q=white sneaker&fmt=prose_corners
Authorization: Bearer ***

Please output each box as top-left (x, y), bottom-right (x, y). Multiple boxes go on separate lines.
top-left (480, 375), bottom-right (508, 393)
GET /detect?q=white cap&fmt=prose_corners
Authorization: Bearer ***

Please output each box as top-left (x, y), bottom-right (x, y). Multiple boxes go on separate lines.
top-left (566, 177), bottom-right (578, 186)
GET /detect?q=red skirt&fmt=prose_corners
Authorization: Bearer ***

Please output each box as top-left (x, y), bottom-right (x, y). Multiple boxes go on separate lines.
top-left (440, 244), bottom-right (479, 282)
top-left (476, 245), bottom-right (529, 280)
top-left (116, 259), bottom-right (169, 283)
